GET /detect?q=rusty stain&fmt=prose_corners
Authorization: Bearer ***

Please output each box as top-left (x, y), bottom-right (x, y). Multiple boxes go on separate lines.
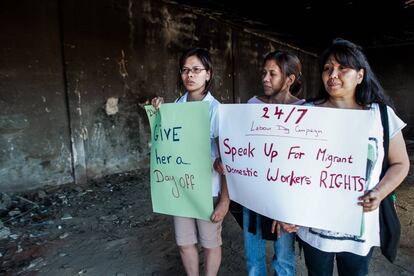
top-left (118, 50), bottom-right (128, 79)
top-left (161, 6), bottom-right (198, 48)
top-left (268, 42), bottom-right (276, 52)
top-left (142, 0), bottom-right (159, 24)
top-left (71, 137), bottom-right (77, 164)
top-left (128, 0), bottom-right (135, 51)
top-left (74, 78), bottom-right (82, 116)
top-left (80, 126), bottom-right (88, 141)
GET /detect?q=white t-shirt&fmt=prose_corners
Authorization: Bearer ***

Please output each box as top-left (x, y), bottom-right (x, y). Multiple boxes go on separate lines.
top-left (247, 95), bottom-right (306, 105)
top-left (297, 103), bottom-right (406, 256)
top-left (175, 92), bottom-right (221, 196)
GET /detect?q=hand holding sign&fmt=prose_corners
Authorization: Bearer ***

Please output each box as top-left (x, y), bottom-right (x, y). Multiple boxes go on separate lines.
top-left (271, 220), bottom-right (299, 238)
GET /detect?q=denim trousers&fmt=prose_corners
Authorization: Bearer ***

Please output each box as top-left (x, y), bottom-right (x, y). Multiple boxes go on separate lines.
top-left (243, 207), bottom-right (295, 276)
top-left (300, 238), bottom-right (373, 276)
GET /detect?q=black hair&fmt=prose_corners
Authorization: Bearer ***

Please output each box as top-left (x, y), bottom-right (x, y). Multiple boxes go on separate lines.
top-left (177, 47), bottom-right (214, 94)
top-left (313, 38), bottom-right (391, 106)
top-left (263, 50), bottom-right (303, 94)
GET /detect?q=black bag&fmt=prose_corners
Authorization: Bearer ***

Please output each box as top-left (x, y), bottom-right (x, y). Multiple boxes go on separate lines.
top-left (378, 103), bottom-right (401, 263)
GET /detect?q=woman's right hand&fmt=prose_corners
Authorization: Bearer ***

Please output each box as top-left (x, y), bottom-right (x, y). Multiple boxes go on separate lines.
top-left (151, 97), bottom-right (164, 109)
top-left (271, 220), bottom-right (298, 238)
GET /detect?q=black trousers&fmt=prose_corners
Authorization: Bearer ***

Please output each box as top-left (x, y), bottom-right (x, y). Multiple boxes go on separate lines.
top-left (299, 238), bottom-right (373, 276)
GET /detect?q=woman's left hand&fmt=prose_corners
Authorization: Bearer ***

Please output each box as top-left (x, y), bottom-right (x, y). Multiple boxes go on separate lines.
top-left (211, 198), bottom-right (230, 223)
top-left (358, 188), bottom-right (383, 212)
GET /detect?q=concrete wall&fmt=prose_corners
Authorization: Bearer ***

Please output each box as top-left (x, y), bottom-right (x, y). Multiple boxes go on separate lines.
top-left (366, 46), bottom-right (414, 138)
top-left (0, 0), bottom-right (319, 191)
top-left (232, 30), bottom-right (320, 103)
top-left (0, 1), bottom-right (73, 190)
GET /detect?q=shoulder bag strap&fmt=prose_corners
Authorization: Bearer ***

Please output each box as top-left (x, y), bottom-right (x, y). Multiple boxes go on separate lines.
top-left (379, 103), bottom-right (389, 178)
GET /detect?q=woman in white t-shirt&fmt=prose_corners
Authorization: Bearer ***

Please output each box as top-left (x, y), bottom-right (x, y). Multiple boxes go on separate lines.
top-left (152, 47), bottom-right (229, 276)
top-left (297, 39), bottom-right (409, 276)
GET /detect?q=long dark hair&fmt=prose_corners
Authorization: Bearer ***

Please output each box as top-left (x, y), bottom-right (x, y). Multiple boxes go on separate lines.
top-left (263, 50), bottom-right (303, 94)
top-left (177, 47), bottom-right (214, 94)
top-left (314, 38), bottom-right (391, 106)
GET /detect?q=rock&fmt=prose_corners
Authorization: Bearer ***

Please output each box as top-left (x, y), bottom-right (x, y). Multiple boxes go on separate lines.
top-left (99, 214), bottom-right (118, 221)
top-left (8, 209), bottom-right (22, 217)
top-left (61, 213), bottom-right (73, 220)
top-left (78, 268), bottom-right (87, 274)
top-left (73, 186), bottom-right (83, 193)
top-left (37, 190), bottom-right (47, 199)
top-left (27, 257), bottom-right (47, 270)
top-left (0, 192), bottom-right (12, 211)
top-left (0, 224), bottom-right (11, 239)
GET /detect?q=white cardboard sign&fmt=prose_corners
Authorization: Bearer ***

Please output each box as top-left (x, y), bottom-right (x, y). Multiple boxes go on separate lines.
top-left (219, 104), bottom-right (370, 235)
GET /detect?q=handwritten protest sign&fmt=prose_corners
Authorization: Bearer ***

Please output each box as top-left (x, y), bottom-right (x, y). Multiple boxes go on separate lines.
top-left (219, 104), bottom-right (370, 235)
top-left (145, 102), bottom-right (213, 221)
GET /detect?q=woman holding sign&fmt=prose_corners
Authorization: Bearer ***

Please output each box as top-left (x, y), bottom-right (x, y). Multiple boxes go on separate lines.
top-left (152, 47), bottom-right (229, 276)
top-left (246, 51), bottom-right (304, 276)
top-left (297, 38), bottom-right (409, 276)
top-left (214, 50), bottom-right (304, 276)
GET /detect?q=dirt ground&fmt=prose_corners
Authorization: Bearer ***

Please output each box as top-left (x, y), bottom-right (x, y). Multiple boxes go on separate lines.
top-left (1, 154), bottom-right (414, 275)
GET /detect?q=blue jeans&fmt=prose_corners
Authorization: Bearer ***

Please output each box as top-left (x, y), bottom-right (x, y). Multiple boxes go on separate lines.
top-left (300, 238), bottom-right (373, 276)
top-left (243, 207), bottom-right (295, 276)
